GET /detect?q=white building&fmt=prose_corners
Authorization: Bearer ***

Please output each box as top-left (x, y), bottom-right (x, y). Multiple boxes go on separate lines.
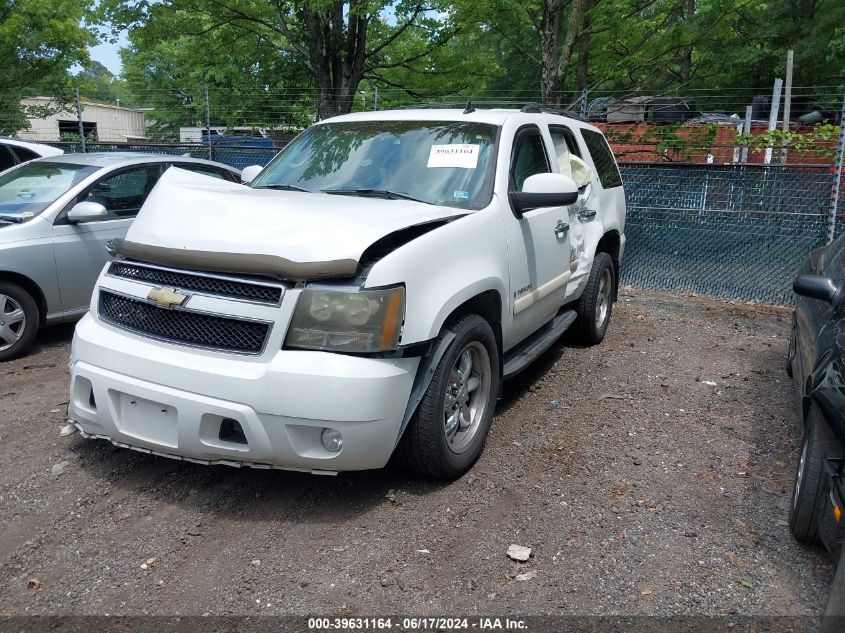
top-left (17, 97), bottom-right (148, 142)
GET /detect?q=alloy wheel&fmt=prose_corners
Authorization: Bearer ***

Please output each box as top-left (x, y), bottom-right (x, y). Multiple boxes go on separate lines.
top-left (0, 294), bottom-right (26, 352)
top-left (443, 341), bottom-right (492, 454)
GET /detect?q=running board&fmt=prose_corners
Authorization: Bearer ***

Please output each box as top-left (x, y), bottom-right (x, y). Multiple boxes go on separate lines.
top-left (502, 310), bottom-right (577, 379)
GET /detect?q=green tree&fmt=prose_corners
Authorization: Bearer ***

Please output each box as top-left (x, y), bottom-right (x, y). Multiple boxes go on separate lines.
top-left (104, 0), bottom-right (469, 119)
top-left (0, 0), bottom-right (95, 133)
top-left (76, 60), bottom-right (132, 104)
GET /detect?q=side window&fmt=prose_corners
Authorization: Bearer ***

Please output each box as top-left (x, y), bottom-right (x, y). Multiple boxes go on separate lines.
top-left (549, 126), bottom-right (581, 158)
top-left (174, 163), bottom-right (237, 182)
top-left (11, 147), bottom-right (38, 163)
top-left (510, 127), bottom-right (550, 191)
top-left (581, 129), bottom-right (622, 189)
top-left (0, 146), bottom-right (16, 172)
top-left (82, 165), bottom-right (162, 218)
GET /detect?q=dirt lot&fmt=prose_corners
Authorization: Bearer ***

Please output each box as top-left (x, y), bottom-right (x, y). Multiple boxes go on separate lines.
top-left (0, 288), bottom-right (835, 616)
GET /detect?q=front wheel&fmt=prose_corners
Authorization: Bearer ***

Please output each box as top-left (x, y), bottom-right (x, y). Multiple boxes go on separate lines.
top-left (571, 251), bottom-right (615, 345)
top-left (399, 314), bottom-right (499, 480)
top-left (0, 281), bottom-right (39, 362)
top-left (789, 404), bottom-right (832, 544)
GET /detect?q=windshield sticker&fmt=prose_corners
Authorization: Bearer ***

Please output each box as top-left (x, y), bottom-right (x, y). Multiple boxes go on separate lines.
top-left (453, 190), bottom-right (470, 199)
top-left (427, 144), bottom-right (480, 169)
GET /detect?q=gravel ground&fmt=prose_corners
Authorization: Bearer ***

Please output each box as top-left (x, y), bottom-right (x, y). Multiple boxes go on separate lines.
top-left (0, 288), bottom-right (835, 616)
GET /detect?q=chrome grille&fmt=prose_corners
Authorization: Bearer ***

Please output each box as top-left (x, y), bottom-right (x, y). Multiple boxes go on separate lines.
top-left (99, 290), bottom-right (270, 354)
top-left (108, 262), bottom-right (283, 304)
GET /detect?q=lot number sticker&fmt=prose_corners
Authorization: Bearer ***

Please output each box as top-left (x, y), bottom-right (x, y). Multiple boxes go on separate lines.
top-left (427, 144), bottom-right (480, 169)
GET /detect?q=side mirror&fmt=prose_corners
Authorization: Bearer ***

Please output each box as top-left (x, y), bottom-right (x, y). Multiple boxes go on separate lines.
top-left (793, 274), bottom-right (843, 304)
top-left (67, 201), bottom-right (108, 224)
top-left (509, 173), bottom-right (578, 218)
top-left (241, 165), bottom-right (263, 184)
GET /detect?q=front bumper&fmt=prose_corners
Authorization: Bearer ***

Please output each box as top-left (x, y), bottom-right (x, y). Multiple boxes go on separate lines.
top-left (68, 314), bottom-right (420, 472)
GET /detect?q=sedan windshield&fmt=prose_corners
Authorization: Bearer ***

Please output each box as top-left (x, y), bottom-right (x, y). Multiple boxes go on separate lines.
top-left (0, 162), bottom-right (98, 221)
top-left (252, 120), bottom-right (499, 210)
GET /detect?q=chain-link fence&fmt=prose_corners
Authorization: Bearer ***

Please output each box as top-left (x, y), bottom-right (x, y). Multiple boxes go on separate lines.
top-left (620, 163), bottom-right (839, 304)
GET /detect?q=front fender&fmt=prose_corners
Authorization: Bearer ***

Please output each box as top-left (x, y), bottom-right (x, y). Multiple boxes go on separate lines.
top-left (364, 204), bottom-right (509, 344)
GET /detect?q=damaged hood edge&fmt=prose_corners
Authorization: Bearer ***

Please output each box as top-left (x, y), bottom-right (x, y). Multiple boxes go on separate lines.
top-left (108, 238), bottom-right (360, 280)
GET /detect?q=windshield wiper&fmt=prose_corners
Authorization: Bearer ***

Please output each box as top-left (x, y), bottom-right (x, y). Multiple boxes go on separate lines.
top-left (0, 214), bottom-right (26, 224)
top-left (253, 183), bottom-right (311, 192)
top-left (321, 188), bottom-right (429, 204)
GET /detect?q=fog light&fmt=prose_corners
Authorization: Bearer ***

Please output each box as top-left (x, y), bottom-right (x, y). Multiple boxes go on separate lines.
top-left (321, 428), bottom-right (343, 452)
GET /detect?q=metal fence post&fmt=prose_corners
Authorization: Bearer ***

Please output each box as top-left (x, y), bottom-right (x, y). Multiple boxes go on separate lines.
top-left (75, 87), bottom-right (86, 153)
top-left (205, 85), bottom-right (213, 161)
top-left (826, 90), bottom-right (845, 244)
top-left (579, 89), bottom-right (588, 119)
top-left (740, 105), bottom-right (752, 163)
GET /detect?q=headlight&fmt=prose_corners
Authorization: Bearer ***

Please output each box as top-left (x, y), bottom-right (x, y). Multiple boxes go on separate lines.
top-left (286, 286), bottom-right (405, 353)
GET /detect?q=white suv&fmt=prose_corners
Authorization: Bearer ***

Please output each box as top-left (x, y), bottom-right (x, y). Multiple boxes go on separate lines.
top-left (67, 107), bottom-right (626, 479)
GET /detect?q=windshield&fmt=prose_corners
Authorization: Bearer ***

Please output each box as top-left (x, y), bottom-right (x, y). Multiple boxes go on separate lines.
top-left (0, 162), bottom-right (98, 221)
top-left (252, 120), bottom-right (499, 209)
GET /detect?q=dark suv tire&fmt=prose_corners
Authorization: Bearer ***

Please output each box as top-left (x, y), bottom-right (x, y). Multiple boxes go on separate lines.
top-left (789, 404), bottom-right (834, 543)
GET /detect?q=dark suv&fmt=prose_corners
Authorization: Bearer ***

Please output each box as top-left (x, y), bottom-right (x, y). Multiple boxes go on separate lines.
top-left (788, 231), bottom-right (845, 562)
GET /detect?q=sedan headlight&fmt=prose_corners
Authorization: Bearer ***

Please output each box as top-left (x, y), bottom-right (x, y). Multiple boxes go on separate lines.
top-left (285, 286), bottom-right (405, 353)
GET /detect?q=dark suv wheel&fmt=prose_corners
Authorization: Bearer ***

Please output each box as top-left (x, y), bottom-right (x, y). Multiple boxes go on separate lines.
top-left (789, 404), bottom-right (833, 543)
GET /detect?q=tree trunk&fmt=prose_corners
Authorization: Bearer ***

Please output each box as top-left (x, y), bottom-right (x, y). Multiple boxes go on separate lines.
top-left (575, 0), bottom-right (593, 93)
top-left (537, 0), bottom-right (587, 106)
top-left (304, 1), bottom-right (367, 120)
top-left (678, 0), bottom-right (696, 86)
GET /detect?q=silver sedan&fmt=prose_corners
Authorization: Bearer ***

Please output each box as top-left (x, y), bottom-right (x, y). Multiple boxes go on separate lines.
top-left (0, 152), bottom-right (241, 360)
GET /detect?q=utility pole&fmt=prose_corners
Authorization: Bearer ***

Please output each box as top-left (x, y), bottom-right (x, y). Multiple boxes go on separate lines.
top-left (205, 86), bottom-right (213, 161)
top-left (764, 78), bottom-right (782, 165)
top-left (75, 87), bottom-right (86, 153)
top-left (826, 89), bottom-right (845, 244)
top-left (780, 50), bottom-right (794, 164)
top-left (740, 105), bottom-right (753, 164)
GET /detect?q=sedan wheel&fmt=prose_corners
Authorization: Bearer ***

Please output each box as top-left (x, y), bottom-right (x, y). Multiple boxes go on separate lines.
top-left (0, 294), bottom-right (27, 352)
top-left (0, 281), bottom-right (39, 361)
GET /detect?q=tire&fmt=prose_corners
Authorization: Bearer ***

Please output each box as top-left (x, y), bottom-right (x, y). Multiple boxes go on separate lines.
top-left (572, 252), bottom-right (615, 345)
top-left (0, 281), bottom-right (39, 362)
top-left (400, 314), bottom-right (500, 480)
top-left (789, 404), bottom-right (833, 544)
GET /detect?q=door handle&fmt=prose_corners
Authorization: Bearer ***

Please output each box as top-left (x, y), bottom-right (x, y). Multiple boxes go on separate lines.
top-left (578, 209), bottom-right (597, 222)
top-left (554, 221), bottom-right (569, 238)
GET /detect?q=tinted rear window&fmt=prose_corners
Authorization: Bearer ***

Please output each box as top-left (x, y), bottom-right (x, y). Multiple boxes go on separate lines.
top-left (12, 146), bottom-right (38, 162)
top-left (581, 129), bottom-right (622, 189)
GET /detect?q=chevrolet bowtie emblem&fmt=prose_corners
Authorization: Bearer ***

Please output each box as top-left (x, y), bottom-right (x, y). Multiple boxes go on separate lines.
top-left (147, 286), bottom-right (188, 309)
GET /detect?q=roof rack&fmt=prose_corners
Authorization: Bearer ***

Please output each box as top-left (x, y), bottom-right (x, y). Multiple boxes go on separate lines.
top-left (519, 103), bottom-right (586, 121)
top-left (394, 100), bottom-right (587, 121)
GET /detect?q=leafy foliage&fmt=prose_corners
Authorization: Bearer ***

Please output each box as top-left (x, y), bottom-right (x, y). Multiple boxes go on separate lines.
top-left (0, 0), bottom-right (95, 133)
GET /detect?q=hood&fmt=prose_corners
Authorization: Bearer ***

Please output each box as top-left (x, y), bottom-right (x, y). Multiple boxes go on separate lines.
top-left (118, 167), bottom-right (466, 280)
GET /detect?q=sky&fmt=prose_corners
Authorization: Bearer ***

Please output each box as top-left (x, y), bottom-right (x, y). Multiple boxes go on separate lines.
top-left (89, 31), bottom-right (129, 75)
